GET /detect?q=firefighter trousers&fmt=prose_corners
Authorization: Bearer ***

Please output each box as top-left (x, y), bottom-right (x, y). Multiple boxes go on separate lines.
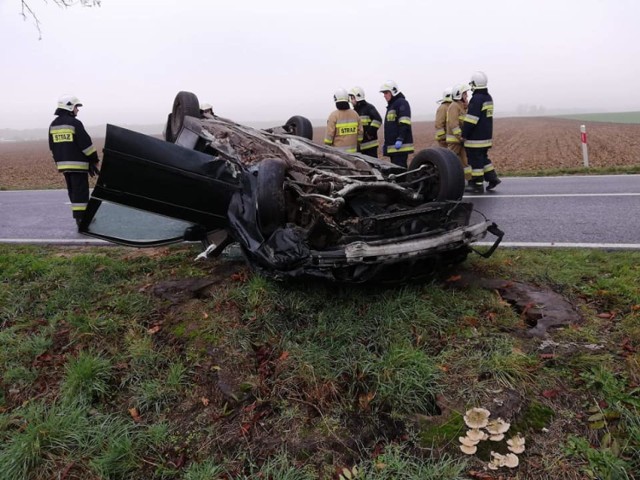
top-left (447, 143), bottom-right (471, 181)
top-left (389, 153), bottom-right (408, 168)
top-left (63, 171), bottom-right (89, 220)
top-left (465, 148), bottom-right (499, 186)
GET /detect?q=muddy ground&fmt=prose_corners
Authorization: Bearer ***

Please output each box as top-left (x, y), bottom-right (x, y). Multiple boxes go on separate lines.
top-left (2, 117), bottom-right (639, 190)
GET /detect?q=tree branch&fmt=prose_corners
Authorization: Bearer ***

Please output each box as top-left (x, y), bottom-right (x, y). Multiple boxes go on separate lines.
top-left (20, 0), bottom-right (102, 39)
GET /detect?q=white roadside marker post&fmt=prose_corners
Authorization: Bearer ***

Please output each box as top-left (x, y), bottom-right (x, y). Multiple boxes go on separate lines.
top-left (580, 124), bottom-right (589, 168)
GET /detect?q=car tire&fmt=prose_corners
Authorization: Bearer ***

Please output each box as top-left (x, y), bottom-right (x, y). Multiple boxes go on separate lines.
top-left (284, 115), bottom-right (313, 140)
top-left (169, 91), bottom-right (200, 142)
top-left (164, 113), bottom-right (174, 142)
top-left (257, 158), bottom-right (287, 237)
top-left (409, 148), bottom-right (465, 201)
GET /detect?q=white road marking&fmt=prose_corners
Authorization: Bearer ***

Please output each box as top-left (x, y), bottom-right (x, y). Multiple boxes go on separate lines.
top-left (0, 238), bottom-right (109, 245)
top-left (476, 241), bottom-right (640, 250)
top-left (465, 193), bottom-right (640, 198)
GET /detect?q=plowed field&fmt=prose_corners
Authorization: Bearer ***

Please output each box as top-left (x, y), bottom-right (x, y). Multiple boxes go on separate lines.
top-left (2, 118), bottom-right (639, 190)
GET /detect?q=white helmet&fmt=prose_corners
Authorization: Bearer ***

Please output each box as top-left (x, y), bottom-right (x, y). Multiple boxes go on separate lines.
top-left (349, 86), bottom-right (365, 102)
top-left (451, 84), bottom-right (470, 101)
top-left (333, 88), bottom-right (349, 103)
top-left (57, 94), bottom-right (83, 111)
top-left (438, 87), bottom-right (452, 103)
top-left (379, 80), bottom-right (400, 96)
top-left (470, 71), bottom-right (488, 89)
top-left (200, 103), bottom-right (213, 111)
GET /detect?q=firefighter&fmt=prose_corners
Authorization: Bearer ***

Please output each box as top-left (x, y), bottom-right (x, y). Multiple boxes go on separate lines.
top-left (446, 84), bottom-right (472, 181)
top-left (462, 71), bottom-right (501, 193)
top-left (48, 95), bottom-right (100, 228)
top-left (324, 88), bottom-right (363, 153)
top-left (435, 87), bottom-right (452, 148)
top-left (348, 86), bottom-right (382, 158)
top-left (200, 103), bottom-right (214, 118)
top-left (379, 80), bottom-right (414, 168)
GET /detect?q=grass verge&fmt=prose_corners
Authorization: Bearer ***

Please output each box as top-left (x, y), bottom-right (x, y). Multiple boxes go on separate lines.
top-left (0, 245), bottom-right (638, 479)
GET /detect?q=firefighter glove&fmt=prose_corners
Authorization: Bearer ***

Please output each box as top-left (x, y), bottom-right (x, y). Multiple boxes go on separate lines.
top-left (394, 140), bottom-right (403, 150)
top-left (88, 163), bottom-right (100, 178)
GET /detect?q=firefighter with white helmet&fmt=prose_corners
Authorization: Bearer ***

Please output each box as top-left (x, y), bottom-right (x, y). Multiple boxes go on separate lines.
top-left (446, 84), bottom-right (472, 181)
top-left (324, 88), bottom-right (363, 154)
top-left (348, 86), bottom-right (382, 158)
top-left (379, 80), bottom-right (414, 168)
top-left (434, 87), bottom-right (452, 148)
top-left (462, 71), bottom-right (501, 192)
top-left (200, 103), bottom-right (214, 118)
top-left (49, 94), bottom-right (100, 228)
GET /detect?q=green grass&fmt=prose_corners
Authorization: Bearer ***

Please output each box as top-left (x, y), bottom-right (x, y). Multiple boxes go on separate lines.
top-left (0, 244), bottom-right (638, 479)
top-left (503, 164), bottom-right (640, 177)
top-left (556, 111), bottom-right (640, 124)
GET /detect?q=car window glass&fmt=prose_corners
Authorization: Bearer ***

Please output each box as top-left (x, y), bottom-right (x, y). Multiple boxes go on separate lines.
top-left (87, 200), bottom-right (194, 243)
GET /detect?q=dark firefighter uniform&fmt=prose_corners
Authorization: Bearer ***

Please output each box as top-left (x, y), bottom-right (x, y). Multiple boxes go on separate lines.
top-left (49, 109), bottom-right (99, 223)
top-left (461, 87), bottom-right (499, 188)
top-left (382, 93), bottom-right (414, 168)
top-left (353, 100), bottom-right (382, 157)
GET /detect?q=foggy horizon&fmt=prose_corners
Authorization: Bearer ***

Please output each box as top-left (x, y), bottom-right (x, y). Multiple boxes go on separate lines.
top-left (2, 0), bottom-right (639, 131)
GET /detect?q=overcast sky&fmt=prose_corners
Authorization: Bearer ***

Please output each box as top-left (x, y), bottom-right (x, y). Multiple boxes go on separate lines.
top-left (2, 0), bottom-right (640, 130)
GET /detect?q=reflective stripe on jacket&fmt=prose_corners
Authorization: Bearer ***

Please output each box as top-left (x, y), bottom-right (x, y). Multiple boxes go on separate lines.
top-left (49, 110), bottom-right (98, 172)
top-left (434, 100), bottom-right (450, 141)
top-left (324, 109), bottom-right (363, 153)
top-left (382, 93), bottom-right (414, 156)
top-left (353, 100), bottom-right (382, 153)
top-left (462, 88), bottom-right (493, 148)
top-left (445, 100), bottom-right (466, 144)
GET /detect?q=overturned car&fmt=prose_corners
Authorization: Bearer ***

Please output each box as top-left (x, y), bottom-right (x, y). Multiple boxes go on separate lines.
top-left (80, 91), bottom-right (502, 283)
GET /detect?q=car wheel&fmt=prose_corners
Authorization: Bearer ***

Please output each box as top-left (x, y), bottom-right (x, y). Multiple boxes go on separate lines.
top-left (257, 158), bottom-right (287, 237)
top-left (409, 148), bottom-right (465, 201)
top-left (164, 113), bottom-right (174, 142)
top-left (169, 91), bottom-right (200, 142)
top-left (284, 115), bottom-right (313, 140)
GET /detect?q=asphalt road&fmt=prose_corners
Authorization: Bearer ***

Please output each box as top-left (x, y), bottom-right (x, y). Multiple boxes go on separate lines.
top-left (1, 174), bottom-right (639, 249)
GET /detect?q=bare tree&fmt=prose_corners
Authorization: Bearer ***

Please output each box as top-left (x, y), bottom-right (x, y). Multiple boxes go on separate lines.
top-left (20, 1), bottom-right (101, 39)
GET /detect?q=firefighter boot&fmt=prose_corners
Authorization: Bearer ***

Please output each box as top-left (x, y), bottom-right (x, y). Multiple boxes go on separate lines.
top-left (465, 182), bottom-right (485, 194)
top-left (485, 171), bottom-right (501, 191)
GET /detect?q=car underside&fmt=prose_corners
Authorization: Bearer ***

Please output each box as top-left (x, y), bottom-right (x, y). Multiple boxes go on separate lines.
top-left (80, 91), bottom-right (502, 283)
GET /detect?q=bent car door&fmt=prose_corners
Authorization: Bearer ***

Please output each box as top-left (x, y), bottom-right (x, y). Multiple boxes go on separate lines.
top-left (79, 124), bottom-right (243, 246)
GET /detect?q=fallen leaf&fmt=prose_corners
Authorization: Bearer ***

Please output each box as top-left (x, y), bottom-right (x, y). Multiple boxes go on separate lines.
top-left (147, 325), bottom-right (161, 334)
top-left (200, 397), bottom-right (210, 406)
top-left (597, 312), bottom-right (615, 320)
top-left (542, 389), bottom-right (559, 399)
top-left (358, 391), bottom-right (376, 410)
top-left (540, 353), bottom-right (556, 359)
top-left (463, 316), bottom-right (479, 327)
top-left (128, 407), bottom-right (141, 422)
top-left (278, 351), bottom-right (290, 361)
top-left (446, 274), bottom-right (462, 282)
